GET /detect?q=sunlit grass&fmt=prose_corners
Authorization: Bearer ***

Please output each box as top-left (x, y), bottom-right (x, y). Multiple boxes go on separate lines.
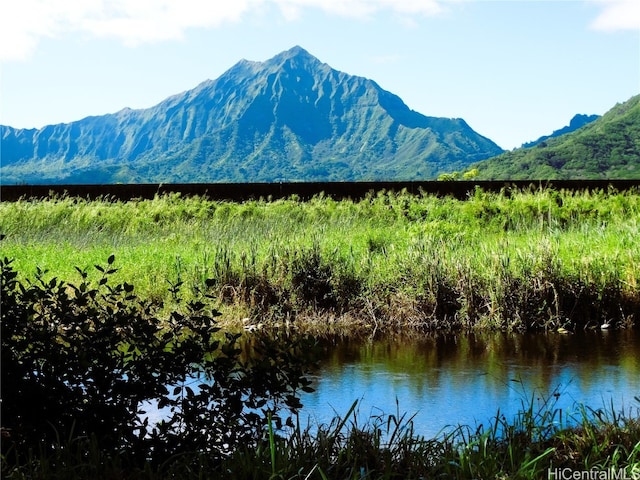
top-left (2, 188), bottom-right (639, 331)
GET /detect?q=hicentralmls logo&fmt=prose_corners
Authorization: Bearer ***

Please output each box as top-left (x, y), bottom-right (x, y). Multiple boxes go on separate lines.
top-left (547, 465), bottom-right (640, 480)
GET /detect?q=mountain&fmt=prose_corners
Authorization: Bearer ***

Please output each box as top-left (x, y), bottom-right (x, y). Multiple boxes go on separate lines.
top-left (0, 46), bottom-right (503, 184)
top-left (473, 94), bottom-right (640, 180)
top-left (521, 113), bottom-right (600, 148)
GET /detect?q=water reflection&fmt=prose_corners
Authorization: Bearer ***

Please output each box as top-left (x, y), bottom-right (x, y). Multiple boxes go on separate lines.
top-left (301, 330), bottom-right (640, 439)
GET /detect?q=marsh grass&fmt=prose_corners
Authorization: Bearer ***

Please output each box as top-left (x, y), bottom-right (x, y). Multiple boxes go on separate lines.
top-left (4, 394), bottom-right (640, 479)
top-left (236, 392), bottom-right (640, 480)
top-left (2, 187), bottom-right (639, 332)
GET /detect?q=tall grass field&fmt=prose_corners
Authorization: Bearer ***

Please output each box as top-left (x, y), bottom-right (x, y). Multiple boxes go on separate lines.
top-left (3, 186), bottom-right (640, 478)
top-left (2, 186), bottom-right (639, 332)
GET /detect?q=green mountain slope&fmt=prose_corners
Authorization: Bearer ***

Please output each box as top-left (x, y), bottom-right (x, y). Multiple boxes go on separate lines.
top-left (473, 95), bottom-right (640, 179)
top-left (0, 46), bottom-right (503, 184)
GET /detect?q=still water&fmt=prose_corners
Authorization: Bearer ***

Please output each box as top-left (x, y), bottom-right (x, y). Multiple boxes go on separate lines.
top-left (299, 330), bottom-right (640, 439)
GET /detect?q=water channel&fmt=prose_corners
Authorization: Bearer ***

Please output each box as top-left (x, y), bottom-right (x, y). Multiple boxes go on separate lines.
top-left (299, 329), bottom-right (640, 439)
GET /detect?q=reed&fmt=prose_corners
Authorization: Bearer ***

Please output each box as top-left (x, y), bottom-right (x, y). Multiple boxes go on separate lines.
top-left (2, 187), bottom-right (639, 332)
top-left (4, 394), bottom-right (639, 479)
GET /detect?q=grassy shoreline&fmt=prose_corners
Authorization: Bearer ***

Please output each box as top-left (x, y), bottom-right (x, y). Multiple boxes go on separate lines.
top-left (4, 393), bottom-right (640, 479)
top-left (2, 187), bottom-right (639, 332)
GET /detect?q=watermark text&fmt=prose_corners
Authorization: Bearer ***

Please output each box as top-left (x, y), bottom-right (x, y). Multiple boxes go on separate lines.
top-left (548, 466), bottom-right (640, 480)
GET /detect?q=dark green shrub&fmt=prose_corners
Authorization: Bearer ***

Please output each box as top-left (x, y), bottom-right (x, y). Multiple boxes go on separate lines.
top-left (1, 256), bottom-right (315, 471)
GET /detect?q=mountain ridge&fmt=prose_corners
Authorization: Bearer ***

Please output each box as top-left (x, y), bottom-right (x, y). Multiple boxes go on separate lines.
top-left (473, 94), bottom-right (640, 179)
top-left (1, 46), bottom-right (503, 184)
top-left (521, 113), bottom-right (600, 148)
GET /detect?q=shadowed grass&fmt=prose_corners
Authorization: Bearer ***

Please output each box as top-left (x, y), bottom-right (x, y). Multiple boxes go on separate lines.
top-left (4, 394), bottom-right (639, 479)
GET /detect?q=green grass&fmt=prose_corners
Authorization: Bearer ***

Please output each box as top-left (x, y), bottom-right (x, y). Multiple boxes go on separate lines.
top-left (2, 187), bottom-right (639, 331)
top-left (4, 395), bottom-right (640, 479)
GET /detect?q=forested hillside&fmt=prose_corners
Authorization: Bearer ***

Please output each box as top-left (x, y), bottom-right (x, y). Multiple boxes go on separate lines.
top-left (473, 95), bottom-right (640, 179)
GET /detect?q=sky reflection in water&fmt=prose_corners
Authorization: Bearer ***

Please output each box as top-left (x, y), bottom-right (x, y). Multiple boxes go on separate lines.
top-left (300, 330), bottom-right (640, 439)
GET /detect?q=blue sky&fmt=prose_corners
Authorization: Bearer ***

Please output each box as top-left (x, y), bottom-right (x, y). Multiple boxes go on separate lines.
top-left (1, 0), bottom-right (638, 150)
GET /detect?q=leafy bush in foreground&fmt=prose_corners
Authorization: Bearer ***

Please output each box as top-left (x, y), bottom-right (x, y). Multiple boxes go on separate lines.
top-left (0, 256), bottom-right (315, 471)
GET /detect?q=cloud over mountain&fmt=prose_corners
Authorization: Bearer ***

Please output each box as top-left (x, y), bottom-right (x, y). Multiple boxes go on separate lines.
top-left (4, 0), bottom-right (635, 62)
top-left (1, 0), bottom-right (444, 61)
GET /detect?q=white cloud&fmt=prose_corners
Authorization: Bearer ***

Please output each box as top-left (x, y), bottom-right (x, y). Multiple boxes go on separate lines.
top-left (3, 0), bottom-right (636, 63)
top-left (0, 0), bottom-right (257, 61)
top-left (0, 0), bottom-right (445, 62)
top-left (590, 0), bottom-right (640, 32)
top-left (81, 0), bottom-right (255, 45)
top-left (0, 1), bottom-right (79, 61)
top-left (272, 0), bottom-right (444, 20)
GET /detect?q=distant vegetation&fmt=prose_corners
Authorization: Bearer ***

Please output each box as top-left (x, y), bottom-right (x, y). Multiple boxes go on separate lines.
top-left (2, 188), bottom-right (639, 333)
top-left (473, 94), bottom-right (640, 179)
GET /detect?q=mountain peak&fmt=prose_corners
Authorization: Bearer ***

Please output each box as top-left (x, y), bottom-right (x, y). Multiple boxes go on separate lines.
top-left (266, 45), bottom-right (324, 69)
top-left (1, 47), bottom-right (504, 184)
top-left (568, 113), bottom-right (600, 129)
top-left (521, 113), bottom-right (600, 148)
top-left (230, 46), bottom-right (323, 78)
top-left (281, 45), bottom-right (312, 58)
